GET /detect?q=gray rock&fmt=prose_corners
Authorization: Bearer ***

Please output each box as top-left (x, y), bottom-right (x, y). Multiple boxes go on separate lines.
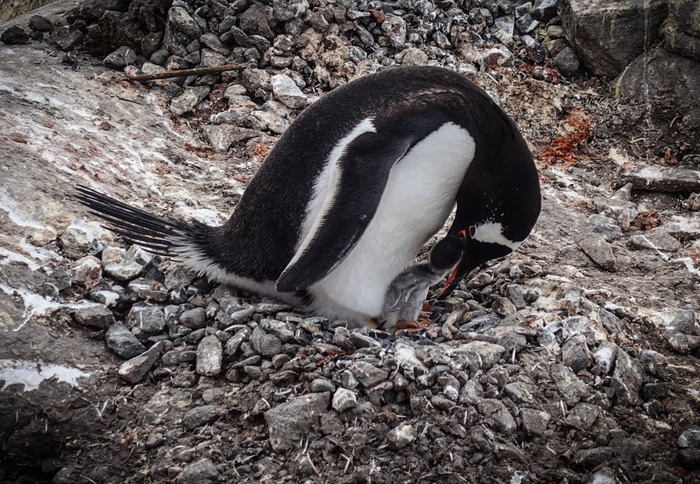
top-left (60, 221), bottom-right (110, 259)
top-left (199, 49), bottom-right (227, 67)
top-left (102, 247), bottom-right (144, 282)
top-left (176, 457), bottom-right (219, 483)
top-left (573, 446), bottom-right (614, 468)
top-left (394, 341), bottom-right (429, 379)
top-left (562, 334), bottom-right (593, 372)
top-left (477, 399), bottom-right (517, 434)
top-left (532, 0), bottom-right (558, 20)
top-left (71, 256), bottom-right (102, 289)
top-left (225, 328), bottom-right (251, 356)
top-left (560, 0), bottom-right (667, 77)
top-left (170, 87), bottom-right (211, 116)
top-left (118, 342), bottom-right (163, 384)
top-left (503, 381), bottom-right (536, 404)
top-left (240, 3), bottom-right (274, 39)
top-left (29, 15), bottom-right (53, 32)
top-left (515, 13), bottom-right (538, 34)
top-left (241, 68), bottom-right (271, 95)
top-left (387, 423), bottom-right (416, 449)
top-left (273, 0), bottom-right (309, 21)
top-left (127, 303), bottom-right (166, 335)
top-left (492, 296), bottom-right (517, 317)
top-left (611, 349), bottom-right (643, 405)
top-left (196, 335), bottom-right (223, 376)
top-left (553, 46), bottom-right (580, 77)
top-left (51, 26), bottom-right (83, 51)
top-left (332, 387), bottom-right (358, 412)
top-left (679, 426), bottom-right (700, 448)
top-left (493, 15), bottom-right (515, 37)
top-left (72, 301), bottom-right (115, 330)
top-left (250, 326), bottom-right (282, 357)
top-left (565, 402), bottom-right (600, 430)
top-left (551, 363), bottom-right (588, 406)
top-left (311, 378), bottom-right (336, 393)
top-left (588, 467), bottom-right (621, 484)
top-left (579, 233), bottom-right (617, 271)
top-left (199, 33), bottom-right (230, 56)
top-left (180, 307), bottom-right (207, 329)
top-left (382, 14), bottom-right (407, 48)
top-left (469, 7), bottom-right (494, 25)
top-left (103, 46), bottom-right (137, 69)
top-left (588, 214), bottom-right (623, 241)
top-left (271, 74), bottom-right (307, 109)
top-left (105, 321), bottom-right (146, 359)
top-left (594, 342), bottom-right (617, 374)
top-left (460, 341), bottom-right (506, 370)
top-left (400, 47), bottom-right (428, 65)
top-left (168, 7), bottom-right (202, 39)
top-left (670, 310), bottom-right (697, 335)
top-left (350, 361), bottom-right (389, 387)
top-left (265, 392), bottom-right (330, 451)
top-left (128, 278), bottom-right (168, 302)
top-left (520, 408), bottom-right (551, 436)
top-left (183, 405), bottom-right (225, 429)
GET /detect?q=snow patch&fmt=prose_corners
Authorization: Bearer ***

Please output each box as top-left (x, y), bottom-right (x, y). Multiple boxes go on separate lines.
top-left (0, 284), bottom-right (63, 332)
top-left (0, 359), bottom-right (93, 392)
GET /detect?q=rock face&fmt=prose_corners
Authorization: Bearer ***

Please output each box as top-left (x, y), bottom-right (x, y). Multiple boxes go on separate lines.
top-left (559, 0), bottom-right (667, 77)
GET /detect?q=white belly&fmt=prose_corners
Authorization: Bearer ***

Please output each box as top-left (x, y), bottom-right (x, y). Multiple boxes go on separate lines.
top-left (309, 123), bottom-right (476, 321)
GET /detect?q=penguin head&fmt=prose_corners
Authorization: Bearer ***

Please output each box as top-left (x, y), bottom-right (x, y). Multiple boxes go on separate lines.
top-left (429, 230), bottom-right (468, 273)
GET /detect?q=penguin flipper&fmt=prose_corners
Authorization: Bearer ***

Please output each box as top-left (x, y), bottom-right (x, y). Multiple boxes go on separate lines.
top-left (276, 132), bottom-right (413, 292)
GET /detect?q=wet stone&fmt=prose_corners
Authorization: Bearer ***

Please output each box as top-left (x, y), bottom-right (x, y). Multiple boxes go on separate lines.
top-left (180, 307), bottom-right (207, 329)
top-left (387, 423), bottom-right (416, 449)
top-left (106, 321), bottom-right (146, 359)
top-left (265, 392), bottom-right (331, 452)
top-left (72, 301), bottom-right (115, 330)
top-left (127, 303), bottom-right (167, 335)
top-left (196, 335), bottom-right (223, 376)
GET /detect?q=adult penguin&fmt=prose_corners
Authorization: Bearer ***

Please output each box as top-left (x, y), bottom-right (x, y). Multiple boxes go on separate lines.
top-left (76, 66), bottom-right (541, 326)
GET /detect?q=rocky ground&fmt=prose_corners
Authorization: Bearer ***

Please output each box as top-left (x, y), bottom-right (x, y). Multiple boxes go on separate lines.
top-left (1, 0), bottom-right (699, 483)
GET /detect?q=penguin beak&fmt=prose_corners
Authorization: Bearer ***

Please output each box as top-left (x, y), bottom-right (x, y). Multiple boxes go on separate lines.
top-left (438, 230), bottom-right (469, 298)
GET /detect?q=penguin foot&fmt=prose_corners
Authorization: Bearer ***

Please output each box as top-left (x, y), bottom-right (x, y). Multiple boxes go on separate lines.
top-left (395, 318), bottom-right (433, 333)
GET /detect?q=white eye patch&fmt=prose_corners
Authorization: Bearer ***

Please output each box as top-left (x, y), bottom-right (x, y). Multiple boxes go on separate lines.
top-left (471, 222), bottom-right (521, 250)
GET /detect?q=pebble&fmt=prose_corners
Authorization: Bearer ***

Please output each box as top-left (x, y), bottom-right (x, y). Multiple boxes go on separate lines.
top-left (350, 361), bottom-right (389, 388)
top-left (103, 46), bottom-right (137, 69)
top-left (105, 321), bottom-right (147, 359)
top-left (561, 334), bottom-right (593, 372)
top-left (520, 407), bottom-right (551, 437)
top-left (250, 326), bottom-right (283, 357)
top-left (611, 349), bottom-right (643, 405)
top-left (170, 87), bottom-right (211, 115)
top-left (593, 342), bottom-right (617, 374)
top-left (271, 74), bottom-right (307, 109)
top-left (311, 378), bottom-right (336, 393)
top-left (265, 392), bottom-right (330, 451)
top-left (578, 234), bottom-right (617, 271)
top-left (386, 423), bottom-right (416, 449)
top-left (71, 256), bottom-right (102, 289)
top-left (183, 405), bottom-right (225, 429)
top-left (550, 363), bottom-right (588, 406)
top-left (459, 341), bottom-right (506, 370)
top-left (196, 335), bottom-right (223, 376)
top-left (180, 307), bottom-right (207, 329)
top-left (128, 278), bottom-right (168, 302)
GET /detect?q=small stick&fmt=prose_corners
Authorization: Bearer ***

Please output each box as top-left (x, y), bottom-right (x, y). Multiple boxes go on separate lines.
top-left (127, 63), bottom-right (248, 82)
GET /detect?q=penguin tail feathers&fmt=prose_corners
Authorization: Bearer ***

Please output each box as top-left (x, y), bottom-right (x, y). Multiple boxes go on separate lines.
top-left (73, 185), bottom-right (211, 258)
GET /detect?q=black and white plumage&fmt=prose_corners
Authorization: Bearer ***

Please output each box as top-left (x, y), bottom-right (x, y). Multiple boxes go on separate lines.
top-left (76, 66), bottom-right (541, 325)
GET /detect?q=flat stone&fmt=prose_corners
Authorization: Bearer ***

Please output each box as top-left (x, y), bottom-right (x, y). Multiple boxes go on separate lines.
top-left (573, 447), bottom-right (614, 468)
top-left (460, 341), bottom-right (506, 370)
top-left (350, 361), bottom-right (389, 388)
top-left (105, 321), bottom-right (146, 359)
top-left (51, 26), bottom-right (83, 51)
top-left (128, 278), bottom-right (168, 302)
top-left (72, 301), bottom-right (115, 330)
top-left (551, 363), bottom-right (588, 406)
top-left (183, 405), bottom-right (225, 429)
top-left (579, 234), bottom-right (617, 271)
top-left (196, 335), bottom-right (223, 376)
top-left (118, 342), bottom-right (163, 384)
top-left (311, 378), bottom-right (336, 393)
top-left (199, 33), bottom-right (230, 56)
top-left (265, 392), bottom-right (330, 451)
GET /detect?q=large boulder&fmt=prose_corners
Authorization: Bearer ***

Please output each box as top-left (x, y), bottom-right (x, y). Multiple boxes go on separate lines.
top-left (664, 0), bottom-right (700, 61)
top-left (560, 0), bottom-right (667, 77)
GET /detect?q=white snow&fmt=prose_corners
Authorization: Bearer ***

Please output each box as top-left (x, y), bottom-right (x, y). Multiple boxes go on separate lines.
top-left (0, 359), bottom-right (93, 392)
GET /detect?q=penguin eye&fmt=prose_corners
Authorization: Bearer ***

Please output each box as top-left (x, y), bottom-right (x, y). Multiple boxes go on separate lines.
top-left (468, 225), bottom-right (476, 238)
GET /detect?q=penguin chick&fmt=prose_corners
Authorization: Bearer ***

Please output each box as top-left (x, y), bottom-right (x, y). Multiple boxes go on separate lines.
top-left (75, 66), bottom-right (540, 324)
top-left (383, 232), bottom-right (467, 329)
